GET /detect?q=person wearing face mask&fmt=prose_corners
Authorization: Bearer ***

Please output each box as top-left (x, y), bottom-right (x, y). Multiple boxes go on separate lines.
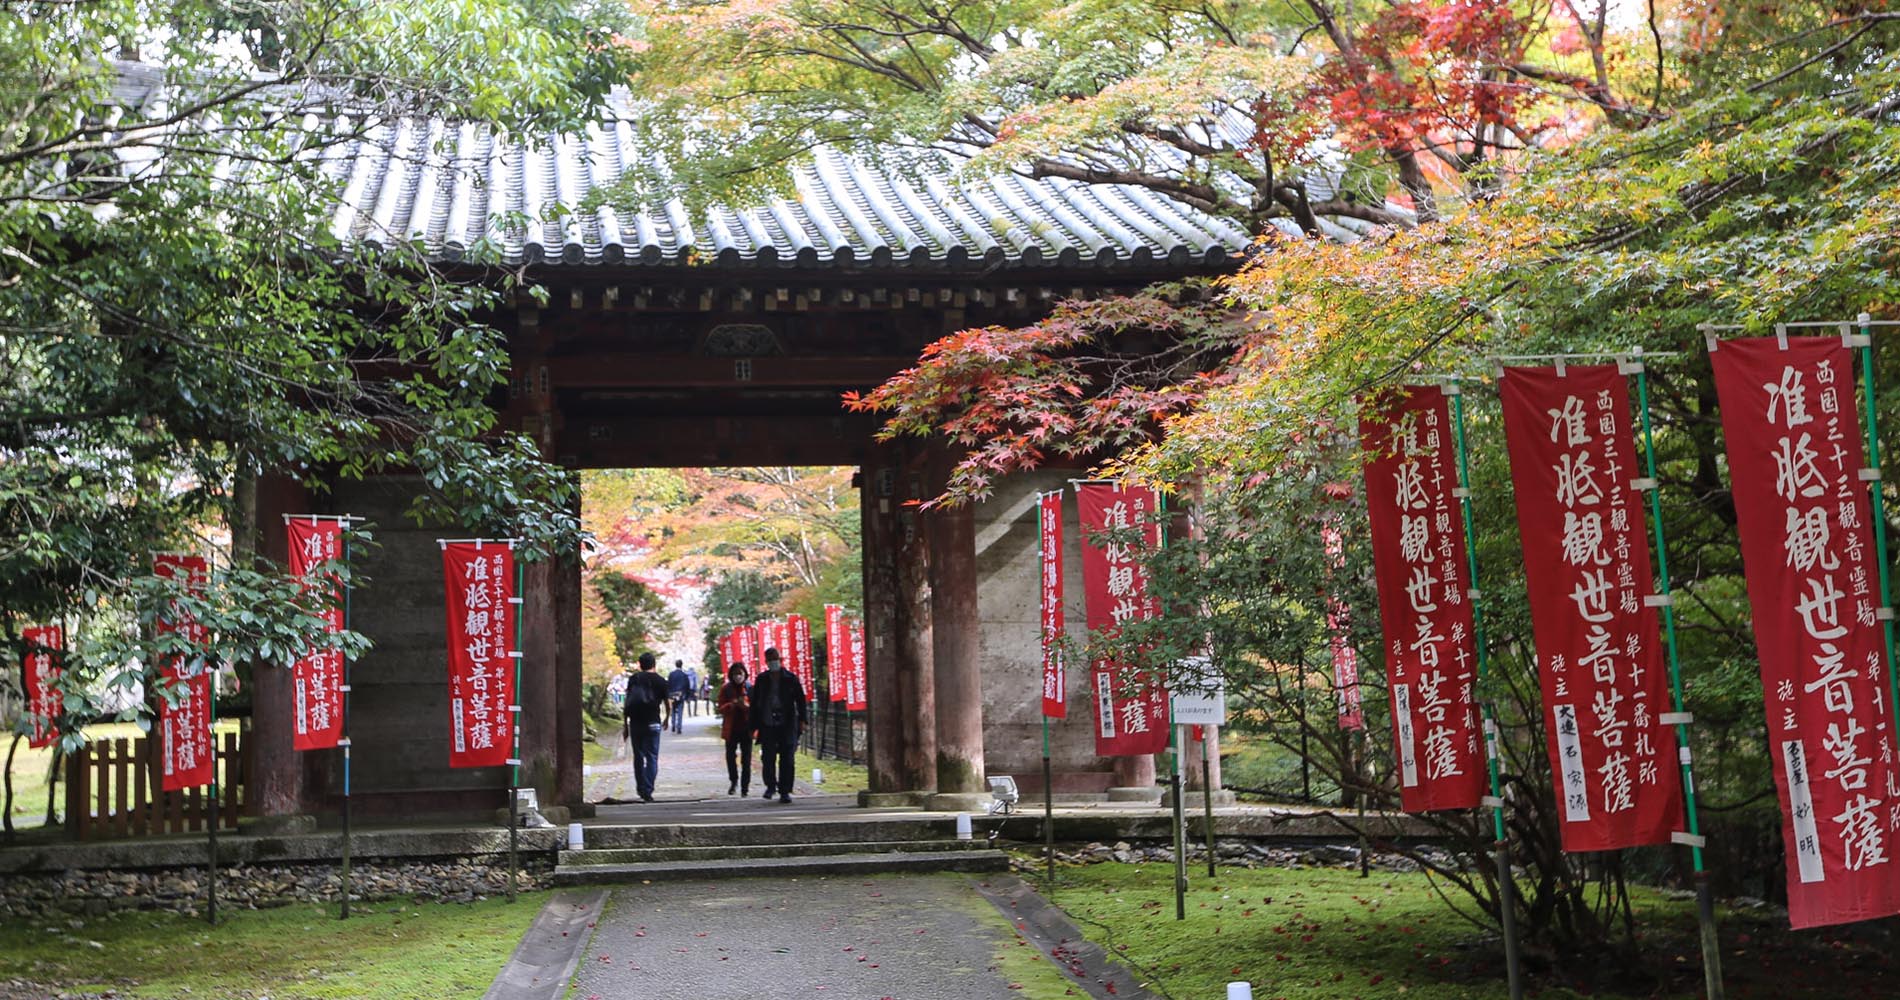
top-left (748, 647), bottom-right (808, 804)
top-left (717, 662), bottom-right (754, 796)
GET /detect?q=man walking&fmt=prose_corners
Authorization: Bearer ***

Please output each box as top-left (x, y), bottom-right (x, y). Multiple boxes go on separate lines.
top-left (749, 647), bottom-right (808, 804)
top-left (666, 659), bottom-right (691, 733)
top-left (623, 652), bottom-right (669, 803)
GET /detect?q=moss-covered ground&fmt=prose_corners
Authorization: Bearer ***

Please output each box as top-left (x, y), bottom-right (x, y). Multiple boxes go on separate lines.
top-left (1036, 861), bottom-right (1897, 1000)
top-left (0, 893), bottom-right (547, 999)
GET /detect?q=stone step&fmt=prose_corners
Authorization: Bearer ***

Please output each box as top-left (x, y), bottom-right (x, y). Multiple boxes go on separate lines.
top-left (560, 839), bottom-right (989, 866)
top-left (550, 849), bottom-right (1010, 886)
top-left (576, 820), bottom-right (949, 850)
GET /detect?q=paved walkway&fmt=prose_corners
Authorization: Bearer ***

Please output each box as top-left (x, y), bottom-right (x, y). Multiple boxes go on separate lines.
top-left (566, 873), bottom-right (1106, 1000)
top-left (586, 708), bottom-right (829, 809)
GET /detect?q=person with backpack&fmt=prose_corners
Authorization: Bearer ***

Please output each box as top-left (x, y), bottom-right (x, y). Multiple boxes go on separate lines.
top-left (666, 659), bottom-right (692, 733)
top-left (748, 647), bottom-right (808, 804)
top-left (622, 652), bottom-right (670, 802)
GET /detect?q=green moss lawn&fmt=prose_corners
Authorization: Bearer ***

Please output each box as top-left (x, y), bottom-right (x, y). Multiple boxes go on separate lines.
top-left (1039, 862), bottom-right (1897, 1000)
top-left (0, 894), bottom-right (546, 999)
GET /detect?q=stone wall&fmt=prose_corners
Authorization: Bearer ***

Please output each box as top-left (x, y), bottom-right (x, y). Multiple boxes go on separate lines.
top-left (975, 470), bottom-right (1124, 792)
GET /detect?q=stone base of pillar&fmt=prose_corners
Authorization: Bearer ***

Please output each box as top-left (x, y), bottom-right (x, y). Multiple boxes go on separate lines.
top-left (859, 790), bottom-right (933, 808)
top-left (1106, 786), bottom-right (1164, 803)
top-left (925, 791), bottom-right (992, 813)
top-left (1164, 789), bottom-right (1239, 809)
top-left (245, 814), bottom-right (318, 836)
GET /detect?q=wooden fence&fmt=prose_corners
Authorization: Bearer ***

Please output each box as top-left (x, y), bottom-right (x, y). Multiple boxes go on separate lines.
top-left (64, 731), bottom-right (248, 840)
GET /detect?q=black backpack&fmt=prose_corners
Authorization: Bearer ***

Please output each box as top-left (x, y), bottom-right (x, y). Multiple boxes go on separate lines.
top-left (626, 674), bottom-right (656, 709)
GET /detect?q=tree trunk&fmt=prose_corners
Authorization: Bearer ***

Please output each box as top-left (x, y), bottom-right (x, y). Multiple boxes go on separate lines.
top-left (3, 733), bottom-right (18, 843)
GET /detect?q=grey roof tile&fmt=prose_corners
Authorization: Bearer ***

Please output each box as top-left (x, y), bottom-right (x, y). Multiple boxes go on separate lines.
top-left (328, 112), bottom-right (1248, 270)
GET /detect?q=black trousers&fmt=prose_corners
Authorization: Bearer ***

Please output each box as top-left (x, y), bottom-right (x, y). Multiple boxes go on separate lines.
top-left (759, 732), bottom-right (798, 796)
top-left (724, 735), bottom-right (753, 790)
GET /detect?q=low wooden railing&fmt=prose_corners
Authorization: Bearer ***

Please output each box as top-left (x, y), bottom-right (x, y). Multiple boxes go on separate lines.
top-left (64, 731), bottom-right (247, 840)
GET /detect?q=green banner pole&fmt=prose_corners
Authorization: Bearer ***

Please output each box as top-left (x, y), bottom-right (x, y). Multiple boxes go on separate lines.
top-left (508, 547), bottom-right (523, 904)
top-left (1448, 382), bottom-right (1523, 1000)
top-left (1041, 715), bottom-right (1054, 884)
top-left (340, 526), bottom-right (354, 920)
top-left (1170, 723), bottom-right (1186, 920)
top-left (1853, 314), bottom-right (1900, 754)
top-left (207, 653), bottom-right (219, 927)
top-left (1633, 353), bottom-right (1723, 1000)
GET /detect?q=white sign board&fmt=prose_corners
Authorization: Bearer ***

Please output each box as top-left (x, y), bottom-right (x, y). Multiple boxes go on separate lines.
top-left (1170, 655), bottom-right (1226, 726)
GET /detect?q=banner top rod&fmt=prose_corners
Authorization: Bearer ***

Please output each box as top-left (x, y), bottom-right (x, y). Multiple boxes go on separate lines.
top-left (1491, 351), bottom-right (1684, 362)
top-left (1700, 315), bottom-right (1896, 332)
top-left (283, 513), bottom-right (365, 524)
top-left (435, 537), bottom-right (521, 548)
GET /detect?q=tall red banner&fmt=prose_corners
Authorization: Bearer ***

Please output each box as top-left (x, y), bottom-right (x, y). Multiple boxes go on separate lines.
top-left (154, 554), bottom-right (214, 791)
top-left (1712, 335), bottom-right (1900, 928)
top-left (824, 604), bottom-right (847, 701)
top-left (1501, 366), bottom-right (1681, 851)
top-left (22, 625), bottom-right (62, 749)
top-left (1361, 386), bottom-right (1486, 812)
top-left (787, 614), bottom-right (813, 695)
top-left (738, 624), bottom-right (759, 667)
top-left (1322, 523), bottom-right (1366, 731)
top-left (1078, 483), bottom-right (1169, 756)
top-left (1040, 490), bottom-right (1067, 718)
top-left (441, 542), bottom-right (516, 769)
top-left (285, 518), bottom-right (345, 751)
top-left (846, 617), bottom-right (868, 711)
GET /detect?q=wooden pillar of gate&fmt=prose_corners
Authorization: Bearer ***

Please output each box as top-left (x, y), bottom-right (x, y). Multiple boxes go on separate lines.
top-left (926, 448), bottom-right (985, 798)
top-left (861, 441), bottom-right (908, 797)
top-left (250, 472), bottom-right (315, 819)
top-left (894, 451), bottom-right (939, 794)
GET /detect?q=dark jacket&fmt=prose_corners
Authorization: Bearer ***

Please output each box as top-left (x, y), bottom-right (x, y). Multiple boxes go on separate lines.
top-left (666, 667), bottom-right (691, 698)
top-left (748, 666), bottom-right (808, 741)
top-left (624, 670), bottom-right (670, 732)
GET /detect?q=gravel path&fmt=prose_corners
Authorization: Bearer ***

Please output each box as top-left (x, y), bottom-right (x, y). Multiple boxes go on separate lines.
top-left (568, 873), bottom-right (1077, 1000)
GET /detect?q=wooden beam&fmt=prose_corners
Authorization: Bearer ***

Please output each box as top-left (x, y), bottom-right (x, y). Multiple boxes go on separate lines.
top-left (544, 354), bottom-right (906, 389)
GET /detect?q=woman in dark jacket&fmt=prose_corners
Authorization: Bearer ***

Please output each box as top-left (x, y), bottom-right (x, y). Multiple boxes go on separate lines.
top-left (717, 663), bottom-right (753, 796)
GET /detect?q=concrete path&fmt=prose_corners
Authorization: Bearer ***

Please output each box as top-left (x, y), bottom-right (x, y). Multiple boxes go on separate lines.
top-left (482, 888), bottom-right (607, 1000)
top-left (586, 709), bottom-right (822, 805)
top-left (567, 873), bottom-right (1103, 1000)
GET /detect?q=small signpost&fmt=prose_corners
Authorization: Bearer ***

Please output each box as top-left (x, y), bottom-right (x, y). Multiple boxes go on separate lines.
top-left (1172, 656), bottom-right (1226, 882)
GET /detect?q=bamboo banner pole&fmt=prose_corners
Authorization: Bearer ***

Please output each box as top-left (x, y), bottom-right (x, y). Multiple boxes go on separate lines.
top-left (207, 653), bottom-right (219, 927)
top-left (1201, 730), bottom-right (1216, 878)
top-left (1852, 314), bottom-right (1900, 767)
top-left (1170, 723), bottom-right (1187, 920)
top-left (1448, 383), bottom-right (1524, 1000)
top-left (508, 549), bottom-right (524, 905)
top-left (340, 525), bottom-right (354, 920)
top-left (1039, 491), bottom-right (1056, 886)
top-left (1632, 354), bottom-right (1724, 1000)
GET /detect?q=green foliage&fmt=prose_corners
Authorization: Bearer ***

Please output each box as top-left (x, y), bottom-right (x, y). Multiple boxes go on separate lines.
top-left (590, 570), bottom-right (679, 665)
top-left (1, 2), bottom-right (627, 745)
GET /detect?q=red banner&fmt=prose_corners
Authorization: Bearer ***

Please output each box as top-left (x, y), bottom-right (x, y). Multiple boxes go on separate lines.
top-left (154, 554), bottom-right (214, 791)
top-left (1040, 490), bottom-right (1067, 718)
top-left (787, 614), bottom-right (813, 695)
top-left (23, 625), bottom-right (62, 749)
top-left (824, 604), bottom-right (847, 701)
top-left (441, 541), bottom-right (516, 769)
top-left (1078, 483), bottom-right (1169, 757)
top-left (1360, 386), bottom-right (1486, 812)
top-left (1502, 365), bottom-right (1681, 851)
top-left (846, 616), bottom-right (867, 711)
top-left (1322, 523), bottom-right (1366, 731)
top-left (1712, 335), bottom-right (1900, 928)
top-left (737, 624), bottom-right (759, 667)
top-left (285, 518), bottom-right (345, 751)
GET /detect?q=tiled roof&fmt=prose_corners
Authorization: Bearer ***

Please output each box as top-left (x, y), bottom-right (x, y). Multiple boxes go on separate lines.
top-left (320, 115), bottom-right (1258, 270)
